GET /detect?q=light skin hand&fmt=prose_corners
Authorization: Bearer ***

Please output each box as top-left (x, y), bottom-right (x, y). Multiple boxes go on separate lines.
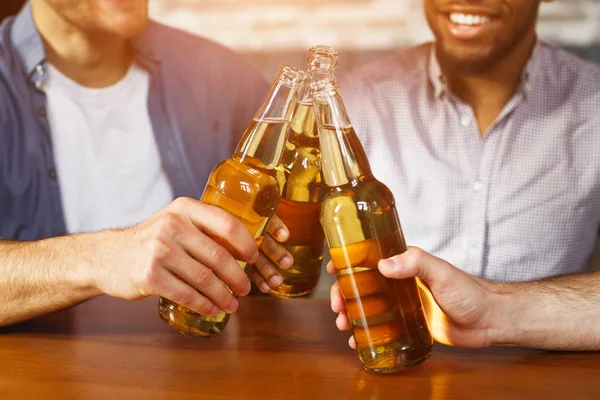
top-left (248, 214), bottom-right (294, 293)
top-left (92, 197), bottom-right (260, 316)
top-left (328, 247), bottom-right (507, 349)
top-left (0, 197), bottom-right (264, 327)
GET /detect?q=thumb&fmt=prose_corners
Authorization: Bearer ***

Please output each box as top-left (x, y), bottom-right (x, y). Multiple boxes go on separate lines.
top-left (378, 247), bottom-right (456, 291)
top-left (266, 214), bottom-right (289, 243)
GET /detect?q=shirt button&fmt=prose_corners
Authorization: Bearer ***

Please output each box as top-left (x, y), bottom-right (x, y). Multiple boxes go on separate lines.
top-left (36, 64), bottom-right (46, 76)
top-left (473, 181), bottom-right (483, 192)
top-left (460, 116), bottom-right (471, 127)
top-left (39, 107), bottom-right (47, 118)
top-left (48, 168), bottom-right (57, 180)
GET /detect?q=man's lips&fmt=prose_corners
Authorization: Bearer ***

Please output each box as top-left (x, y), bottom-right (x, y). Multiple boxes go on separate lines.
top-left (444, 11), bottom-right (499, 40)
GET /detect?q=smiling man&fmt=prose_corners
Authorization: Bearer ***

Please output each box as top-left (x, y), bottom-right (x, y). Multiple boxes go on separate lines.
top-left (341, 0), bottom-right (600, 282)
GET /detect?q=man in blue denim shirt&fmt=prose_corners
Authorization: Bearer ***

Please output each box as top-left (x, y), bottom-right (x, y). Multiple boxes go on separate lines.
top-left (0, 1), bottom-right (293, 325)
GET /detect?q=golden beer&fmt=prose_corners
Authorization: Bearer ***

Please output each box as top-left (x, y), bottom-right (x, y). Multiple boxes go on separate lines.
top-left (271, 46), bottom-right (338, 298)
top-left (158, 65), bottom-right (306, 337)
top-left (314, 81), bottom-right (433, 373)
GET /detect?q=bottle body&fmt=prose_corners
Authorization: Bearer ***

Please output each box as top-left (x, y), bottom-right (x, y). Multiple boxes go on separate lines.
top-left (271, 102), bottom-right (325, 297)
top-left (314, 110), bottom-right (433, 372)
top-left (322, 174), bottom-right (433, 373)
top-left (158, 119), bottom-right (287, 337)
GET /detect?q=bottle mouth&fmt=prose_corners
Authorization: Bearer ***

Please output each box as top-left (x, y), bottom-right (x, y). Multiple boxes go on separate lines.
top-left (277, 64), bottom-right (307, 89)
top-left (311, 77), bottom-right (339, 101)
top-left (308, 45), bottom-right (339, 70)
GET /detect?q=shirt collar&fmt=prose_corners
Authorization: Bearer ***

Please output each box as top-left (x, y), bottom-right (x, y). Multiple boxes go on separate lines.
top-left (428, 40), bottom-right (543, 99)
top-left (11, 3), bottom-right (45, 81)
top-left (132, 25), bottom-right (162, 68)
top-left (10, 2), bottom-right (160, 87)
top-left (428, 44), bottom-right (445, 99)
top-left (521, 40), bottom-right (542, 96)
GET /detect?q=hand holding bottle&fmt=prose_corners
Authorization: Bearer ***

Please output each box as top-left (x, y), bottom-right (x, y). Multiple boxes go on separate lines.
top-left (329, 247), bottom-right (503, 349)
top-left (94, 197), bottom-right (259, 316)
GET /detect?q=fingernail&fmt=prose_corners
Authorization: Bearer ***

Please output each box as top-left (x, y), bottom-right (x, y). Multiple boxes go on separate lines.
top-left (250, 250), bottom-right (260, 263)
top-left (331, 300), bottom-right (341, 313)
top-left (275, 228), bottom-right (289, 242)
top-left (280, 256), bottom-right (293, 269)
top-left (227, 298), bottom-right (239, 313)
top-left (242, 281), bottom-right (252, 296)
top-left (379, 259), bottom-right (396, 270)
top-left (335, 313), bottom-right (344, 329)
top-left (260, 281), bottom-right (271, 293)
top-left (209, 305), bottom-right (221, 316)
top-left (270, 275), bottom-right (283, 287)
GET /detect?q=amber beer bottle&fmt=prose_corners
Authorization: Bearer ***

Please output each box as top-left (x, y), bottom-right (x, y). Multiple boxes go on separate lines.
top-left (313, 78), bottom-right (433, 373)
top-left (270, 46), bottom-right (339, 298)
top-left (158, 65), bottom-right (306, 338)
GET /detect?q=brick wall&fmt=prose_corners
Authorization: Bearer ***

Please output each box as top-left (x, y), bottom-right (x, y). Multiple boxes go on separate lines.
top-left (150, 0), bottom-right (600, 52)
top-left (150, 0), bottom-right (600, 78)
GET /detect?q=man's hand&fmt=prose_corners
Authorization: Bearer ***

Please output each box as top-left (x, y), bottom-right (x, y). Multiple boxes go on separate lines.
top-left (92, 197), bottom-right (260, 316)
top-left (0, 198), bottom-right (297, 326)
top-left (329, 247), bottom-right (508, 349)
top-left (247, 214), bottom-right (294, 293)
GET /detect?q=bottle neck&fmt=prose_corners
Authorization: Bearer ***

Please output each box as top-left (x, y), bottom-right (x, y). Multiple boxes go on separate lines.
top-left (234, 74), bottom-right (301, 171)
top-left (298, 68), bottom-right (335, 104)
top-left (299, 46), bottom-right (338, 104)
top-left (313, 87), bottom-right (373, 187)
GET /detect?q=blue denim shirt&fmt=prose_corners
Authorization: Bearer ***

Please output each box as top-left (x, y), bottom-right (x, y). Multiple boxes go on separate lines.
top-left (0, 4), bottom-right (269, 240)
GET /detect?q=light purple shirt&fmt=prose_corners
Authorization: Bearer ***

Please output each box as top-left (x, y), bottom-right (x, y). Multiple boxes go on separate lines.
top-left (342, 42), bottom-right (600, 282)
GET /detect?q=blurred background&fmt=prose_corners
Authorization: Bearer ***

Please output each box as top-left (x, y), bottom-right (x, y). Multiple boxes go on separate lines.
top-left (146, 0), bottom-right (600, 77)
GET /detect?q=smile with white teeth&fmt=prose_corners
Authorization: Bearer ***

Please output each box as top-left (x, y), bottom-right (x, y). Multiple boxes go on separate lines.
top-left (449, 13), bottom-right (492, 26)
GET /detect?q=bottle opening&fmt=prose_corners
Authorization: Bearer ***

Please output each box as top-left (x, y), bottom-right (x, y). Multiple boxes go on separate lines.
top-left (309, 45), bottom-right (339, 71)
top-left (276, 64), bottom-right (307, 90)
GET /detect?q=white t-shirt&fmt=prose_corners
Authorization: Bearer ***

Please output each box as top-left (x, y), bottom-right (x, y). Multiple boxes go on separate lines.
top-left (44, 63), bottom-right (174, 234)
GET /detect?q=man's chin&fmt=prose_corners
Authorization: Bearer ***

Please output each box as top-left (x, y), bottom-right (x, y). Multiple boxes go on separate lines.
top-left (437, 47), bottom-right (499, 75)
top-left (94, 5), bottom-right (149, 38)
top-left (105, 19), bottom-right (148, 39)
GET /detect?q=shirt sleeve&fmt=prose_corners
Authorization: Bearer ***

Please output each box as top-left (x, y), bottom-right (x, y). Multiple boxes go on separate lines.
top-left (0, 76), bottom-right (9, 231)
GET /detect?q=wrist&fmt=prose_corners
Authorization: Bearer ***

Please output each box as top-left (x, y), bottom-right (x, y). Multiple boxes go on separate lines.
top-left (59, 232), bottom-right (107, 297)
top-left (485, 283), bottom-right (523, 347)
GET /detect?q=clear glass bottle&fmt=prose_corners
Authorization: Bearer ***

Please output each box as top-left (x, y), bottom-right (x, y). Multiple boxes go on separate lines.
top-left (270, 46), bottom-right (338, 298)
top-left (313, 78), bottom-right (433, 373)
top-left (158, 65), bottom-right (306, 338)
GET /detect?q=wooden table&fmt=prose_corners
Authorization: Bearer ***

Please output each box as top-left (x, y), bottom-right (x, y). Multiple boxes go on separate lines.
top-left (1, 296), bottom-right (599, 399)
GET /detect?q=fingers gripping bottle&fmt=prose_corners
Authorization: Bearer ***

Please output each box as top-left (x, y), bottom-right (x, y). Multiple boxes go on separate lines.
top-left (159, 65), bottom-right (306, 338)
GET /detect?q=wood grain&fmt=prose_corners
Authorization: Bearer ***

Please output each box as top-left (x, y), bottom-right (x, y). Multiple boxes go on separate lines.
top-left (1, 296), bottom-right (599, 400)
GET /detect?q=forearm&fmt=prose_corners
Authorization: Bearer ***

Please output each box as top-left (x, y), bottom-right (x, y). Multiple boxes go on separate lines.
top-left (0, 235), bottom-right (102, 326)
top-left (493, 271), bottom-right (600, 350)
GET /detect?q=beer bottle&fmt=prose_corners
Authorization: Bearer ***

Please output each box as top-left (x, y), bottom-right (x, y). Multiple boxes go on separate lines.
top-left (158, 65), bottom-right (306, 338)
top-left (313, 78), bottom-right (433, 373)
top-left (270, 46), bottom-right (339, 298)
